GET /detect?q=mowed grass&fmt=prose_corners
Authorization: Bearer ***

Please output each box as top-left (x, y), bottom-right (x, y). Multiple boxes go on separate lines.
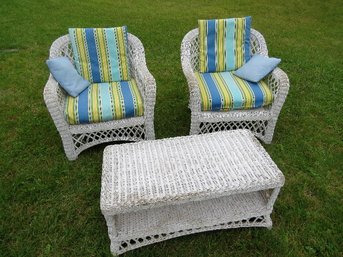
top-left (0, 0), bottom-right (342, 256)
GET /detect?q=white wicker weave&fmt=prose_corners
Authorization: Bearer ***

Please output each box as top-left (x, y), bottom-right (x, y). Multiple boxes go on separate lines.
top-left (101, 129), bottom-right (285, 255)
top-left (181, 29), bottom-right (290, 143)
top-left (43, 33), bottom-right (156, 160)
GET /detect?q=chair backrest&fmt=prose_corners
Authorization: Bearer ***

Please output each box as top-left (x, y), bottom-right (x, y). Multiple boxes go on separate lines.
top-left (48, 33), bottom-right (139, 81)
top-left (185, 28), bottom-right (267, 72)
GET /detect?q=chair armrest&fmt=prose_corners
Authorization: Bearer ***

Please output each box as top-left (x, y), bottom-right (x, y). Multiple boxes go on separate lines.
top-left (43, 75), bottom-right (69, 132)
top-left (268, 67), bottom-right (290, 116)
top-left (181, 30), bottom-right (201, 113)
top-left (250, 29), bottom-right (268, 56)
top-left (127, 34), bottom-right (156, 118)
top-left (134, 64), bottom-right (156, 118)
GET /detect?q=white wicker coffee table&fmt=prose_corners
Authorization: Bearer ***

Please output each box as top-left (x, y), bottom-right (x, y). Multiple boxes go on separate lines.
top-left (100, 129), bottom-right (285, 255)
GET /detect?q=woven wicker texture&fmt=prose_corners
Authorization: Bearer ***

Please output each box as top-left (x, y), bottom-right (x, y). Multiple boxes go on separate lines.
top-left (101, 129), bottom-right (284, 215)
top-left (44, 33), bottom-right (156, 160)
top-left (100, 129), bottom-right (285, 255)
top-left (181, 28), bottom-right (290, 143)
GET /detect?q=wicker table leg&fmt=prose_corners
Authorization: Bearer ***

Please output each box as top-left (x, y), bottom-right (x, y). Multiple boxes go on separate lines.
top-left (104, 215), bottom-right (120, 255)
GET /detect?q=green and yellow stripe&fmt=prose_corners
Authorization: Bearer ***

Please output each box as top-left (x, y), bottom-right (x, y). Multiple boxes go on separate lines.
top-left (198, 20), bottom-right (207, 72)
top-left (90, 83), bottom-right (100, 123)
top-left (116, 27), bottom-right (129, 80)
top-left (65, 96), bottom-right (78, 125)
top-left (216, 19), bottom-right (225, 71)
top-left (130, 79), bottom-right (144, 116)
top-left (111, 82), bottom-right (123, 119)
top-left (259, 80), bottom-right (273, 105)
top-left (212, 73), bottom-right (233, 110)
top-left (75, 29), bottom-right (91, 81)
top-left (96, 29), bottom-right (110, 82)
top-left (195, 72), bottom-right (211, 111)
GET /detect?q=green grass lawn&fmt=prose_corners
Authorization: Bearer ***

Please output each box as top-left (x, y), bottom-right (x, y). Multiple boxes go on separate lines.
top-left (1, 0), bottom-right (342, 256)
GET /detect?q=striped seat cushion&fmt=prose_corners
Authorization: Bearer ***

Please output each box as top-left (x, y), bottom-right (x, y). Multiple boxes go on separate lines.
top-left (64, 79), bottom-right (143, 125)
top-left (199, 17), bottom-right (251, 73)
top-left (195, 72), bottom-right (273, 111)
top-left (69, 27), bottom-right (130, 83)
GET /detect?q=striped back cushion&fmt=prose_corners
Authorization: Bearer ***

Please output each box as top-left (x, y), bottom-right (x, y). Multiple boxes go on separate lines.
top-left (198, 17), bottom-right (251, 73)
top-left (195, 71), bottom-right (273, 111)
top-left (68, 27), bottom-right (130, 83)
top-left (64, 79), bottom-right (143, 125)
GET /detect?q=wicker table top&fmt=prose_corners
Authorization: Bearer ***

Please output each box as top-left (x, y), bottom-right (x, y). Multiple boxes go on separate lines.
top-left (100, 130), bottom-right (284, 215)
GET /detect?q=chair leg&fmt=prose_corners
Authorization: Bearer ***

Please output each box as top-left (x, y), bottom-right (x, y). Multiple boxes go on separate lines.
top-left (65, 148), bottom-right (78, 161)
top-left (189, 115), bottom-right (201, 135)
top-left (60, 131), bottom-right (78, 161)
top-left (265, 215), bottom-right (273, 230)
top-left (263, 118), bottom-right (277, 144)
top-left (145, 121), bottom-right (155, 140)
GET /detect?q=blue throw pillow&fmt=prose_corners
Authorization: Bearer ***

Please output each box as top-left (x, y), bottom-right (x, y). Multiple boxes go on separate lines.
top-left (233, 54), bottom-right (281, 82)
top-left (46, 57), bottom-right (90, 97)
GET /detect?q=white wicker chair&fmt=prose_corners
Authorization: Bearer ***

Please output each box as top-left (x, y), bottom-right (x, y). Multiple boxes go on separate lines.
top-left (181, 28), bottom-right (290, 143)
top-left (44, 33), bottom-right (156, 160)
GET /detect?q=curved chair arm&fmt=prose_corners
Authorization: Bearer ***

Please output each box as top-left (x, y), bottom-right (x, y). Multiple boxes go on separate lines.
top-left (127, 34), bottom-right (156, 119)
top-left (250, 29), bottom-right (268, 56)
top-left (44, 34), bottom-right (71, 134)
top-left (49, 35), bottom-right (72, 60)
top-left (43, 75), bottom-right (69, 134)
top-left (268, 67), bottom-right (290, 116)
top-left (181, 29), bottom-right (202, 113)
